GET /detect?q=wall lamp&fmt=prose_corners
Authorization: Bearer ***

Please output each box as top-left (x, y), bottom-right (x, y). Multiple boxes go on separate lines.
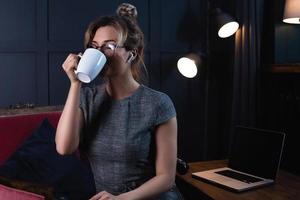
top-left (283, 0), bottom-right (300, 24)
top-left (177, 53), bottom-right (202, 78)
top-left (177, 8), bottom-right (238, 78)
top-left (214, 8), bottom-right (239, 38)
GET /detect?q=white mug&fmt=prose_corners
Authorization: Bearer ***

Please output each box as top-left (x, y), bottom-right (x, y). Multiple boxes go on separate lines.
top-left (75, 48), bottom-right (107, 83)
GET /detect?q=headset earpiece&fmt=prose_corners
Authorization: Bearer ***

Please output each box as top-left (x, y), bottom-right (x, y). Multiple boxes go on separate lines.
top-left (127, 52), bottom-right (135, 63)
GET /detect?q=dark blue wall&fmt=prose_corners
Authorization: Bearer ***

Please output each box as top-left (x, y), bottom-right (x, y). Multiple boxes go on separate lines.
top-left (274, 0), bottom-right (300, 63)
top-left (275, 25), bottom-right (300, 63)
top-left (261, 0), bottom-right (300, 175)
top-left (0, 0), bottom-right (209, 162)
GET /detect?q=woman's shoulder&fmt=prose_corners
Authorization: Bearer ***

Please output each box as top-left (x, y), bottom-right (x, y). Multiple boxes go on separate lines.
top-left (140, 85), bottom-right (174, 105)
top-left (140, 85), bottom-right (176, 125)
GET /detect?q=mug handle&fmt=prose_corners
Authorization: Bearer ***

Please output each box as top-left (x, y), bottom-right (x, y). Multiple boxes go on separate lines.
top-left (74, 53), bottom-right (83, 75)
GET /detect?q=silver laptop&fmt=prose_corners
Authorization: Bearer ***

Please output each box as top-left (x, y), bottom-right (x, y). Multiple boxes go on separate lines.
top-left (192, 126), bottom-right (285, 192)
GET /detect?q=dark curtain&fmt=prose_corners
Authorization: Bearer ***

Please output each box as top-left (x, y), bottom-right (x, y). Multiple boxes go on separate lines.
top-left (230, 0), bottom-right (265, 132)
top-left (203, 0), bottom-right (266, 160)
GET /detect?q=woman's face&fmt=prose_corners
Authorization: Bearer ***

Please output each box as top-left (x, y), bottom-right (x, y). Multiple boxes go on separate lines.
top-left (91, 26), bottom-right (131, 78)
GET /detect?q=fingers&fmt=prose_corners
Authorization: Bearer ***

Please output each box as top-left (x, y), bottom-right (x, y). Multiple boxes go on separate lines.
top-left (89, 191), bottom-right (115, 200)
top-left (77, 52), bottom-right (83, 58)
top-left (62, 53), bottom-right (80, 71)
top-left (89, 191), bottom-right (105, 200)
top-left (62, 53), bottom-right (82, 83)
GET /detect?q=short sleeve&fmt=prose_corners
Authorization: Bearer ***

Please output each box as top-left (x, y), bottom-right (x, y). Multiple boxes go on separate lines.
top-left (78, 87), bottom-right (94, 150)
top-left (79, 87), bottom-right (90, 129)
top-left (155, 93), bottom-right (176, 126)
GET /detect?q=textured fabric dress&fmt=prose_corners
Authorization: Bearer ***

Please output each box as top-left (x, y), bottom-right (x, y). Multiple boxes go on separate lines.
top-left (79, 84), bottom-right (183, 199)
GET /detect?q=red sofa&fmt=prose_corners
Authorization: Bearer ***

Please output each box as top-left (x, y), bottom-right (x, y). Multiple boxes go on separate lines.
top-left (0, 111), bottom-right (61, 165)
top-left (0, 107), bottom-right (96, 200)
top-left (0, 109), bottom-right (62, 199)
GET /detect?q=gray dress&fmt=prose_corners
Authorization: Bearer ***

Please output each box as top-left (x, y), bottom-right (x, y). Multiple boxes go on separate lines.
top-left (79, 84), bottom-right (183, 199)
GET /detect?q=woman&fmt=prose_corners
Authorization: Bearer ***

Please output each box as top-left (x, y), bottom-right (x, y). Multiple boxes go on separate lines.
top-left (55, 3), bottom-right (182, 200)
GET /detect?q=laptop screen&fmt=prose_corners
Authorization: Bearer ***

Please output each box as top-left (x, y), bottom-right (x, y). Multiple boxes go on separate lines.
top-left (229, 126), bottom-right (285, 179)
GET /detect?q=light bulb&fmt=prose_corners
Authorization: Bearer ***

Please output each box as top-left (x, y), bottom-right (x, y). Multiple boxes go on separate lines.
top-left (177, 57), bottom-right (198, 78)
top-left (218, 21), bottom-right (239, 38)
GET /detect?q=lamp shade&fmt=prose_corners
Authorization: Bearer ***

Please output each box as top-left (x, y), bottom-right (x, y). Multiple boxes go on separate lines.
top-left (283, 0), bottom-right (300, 24)
top-left (177, 54), bottom-right (201, 78)
top-left (215, 9), bottom-right (239, 38)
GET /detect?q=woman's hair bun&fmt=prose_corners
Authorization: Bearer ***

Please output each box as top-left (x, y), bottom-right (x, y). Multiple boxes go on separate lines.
top-left (116, 3), bottom-right (138, 20)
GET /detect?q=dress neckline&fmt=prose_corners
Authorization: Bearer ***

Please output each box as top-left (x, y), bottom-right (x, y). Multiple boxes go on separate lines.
top-left (104, 84), bottom-right (143, 103)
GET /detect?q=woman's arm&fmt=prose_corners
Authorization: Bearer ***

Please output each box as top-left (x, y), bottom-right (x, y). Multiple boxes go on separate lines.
top-left (55, 54), bottom-right (84, 155)
top-left (55, 83), bottom-right (84, 155)
top-left (90, 117), bottom-right (178, 200)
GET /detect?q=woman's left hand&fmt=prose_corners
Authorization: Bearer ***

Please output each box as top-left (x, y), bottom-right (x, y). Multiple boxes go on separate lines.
top-left (89, 191), bottom-right (123, 200)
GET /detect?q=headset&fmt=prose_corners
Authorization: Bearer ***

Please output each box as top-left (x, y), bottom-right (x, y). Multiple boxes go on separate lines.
top-left (126, 50), bottom-right (150, 82)
top-left (127, 52), bottom-right (135, 63)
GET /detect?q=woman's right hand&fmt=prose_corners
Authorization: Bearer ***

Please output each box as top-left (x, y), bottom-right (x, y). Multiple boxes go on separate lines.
top-left (62, 53), bottom-right (81, 84)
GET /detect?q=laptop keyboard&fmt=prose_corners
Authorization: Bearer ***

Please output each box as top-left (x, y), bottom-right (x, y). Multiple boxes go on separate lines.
top-left (215, 170), bottom-right (263, 184)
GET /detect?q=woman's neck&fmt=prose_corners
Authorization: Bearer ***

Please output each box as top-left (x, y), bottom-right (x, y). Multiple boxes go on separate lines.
top-left (106, 76), bottom-right (140, 100)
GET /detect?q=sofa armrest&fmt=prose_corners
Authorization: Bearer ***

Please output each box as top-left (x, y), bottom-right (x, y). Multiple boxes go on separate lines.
top-left (0, 176), bottom-right (54, 200)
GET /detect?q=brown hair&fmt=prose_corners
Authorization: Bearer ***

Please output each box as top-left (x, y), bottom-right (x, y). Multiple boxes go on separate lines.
top-left (84, 3), bottom-right (146, 82)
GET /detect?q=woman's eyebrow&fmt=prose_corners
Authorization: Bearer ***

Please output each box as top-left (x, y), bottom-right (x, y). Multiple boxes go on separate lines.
top-left (91, 40), bottom-right (117, 46)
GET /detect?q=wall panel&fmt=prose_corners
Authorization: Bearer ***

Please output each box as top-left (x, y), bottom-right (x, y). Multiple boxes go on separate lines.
top-left (48, 52), bottom-right (70, 105)
top-left (0, 53), bottom-right (36, 106)
top-left (0, 0), bottom-right (36, 41)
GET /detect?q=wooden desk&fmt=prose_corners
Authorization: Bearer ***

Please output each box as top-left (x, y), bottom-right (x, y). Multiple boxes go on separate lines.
top-left (176, 160), bottom-right (300, 200)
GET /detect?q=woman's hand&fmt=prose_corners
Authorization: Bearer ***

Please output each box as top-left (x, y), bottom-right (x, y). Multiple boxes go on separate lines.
top-left (62, 53), bottom-right (81, 84)
top-left (89, 191), bottom-right (124, 200)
